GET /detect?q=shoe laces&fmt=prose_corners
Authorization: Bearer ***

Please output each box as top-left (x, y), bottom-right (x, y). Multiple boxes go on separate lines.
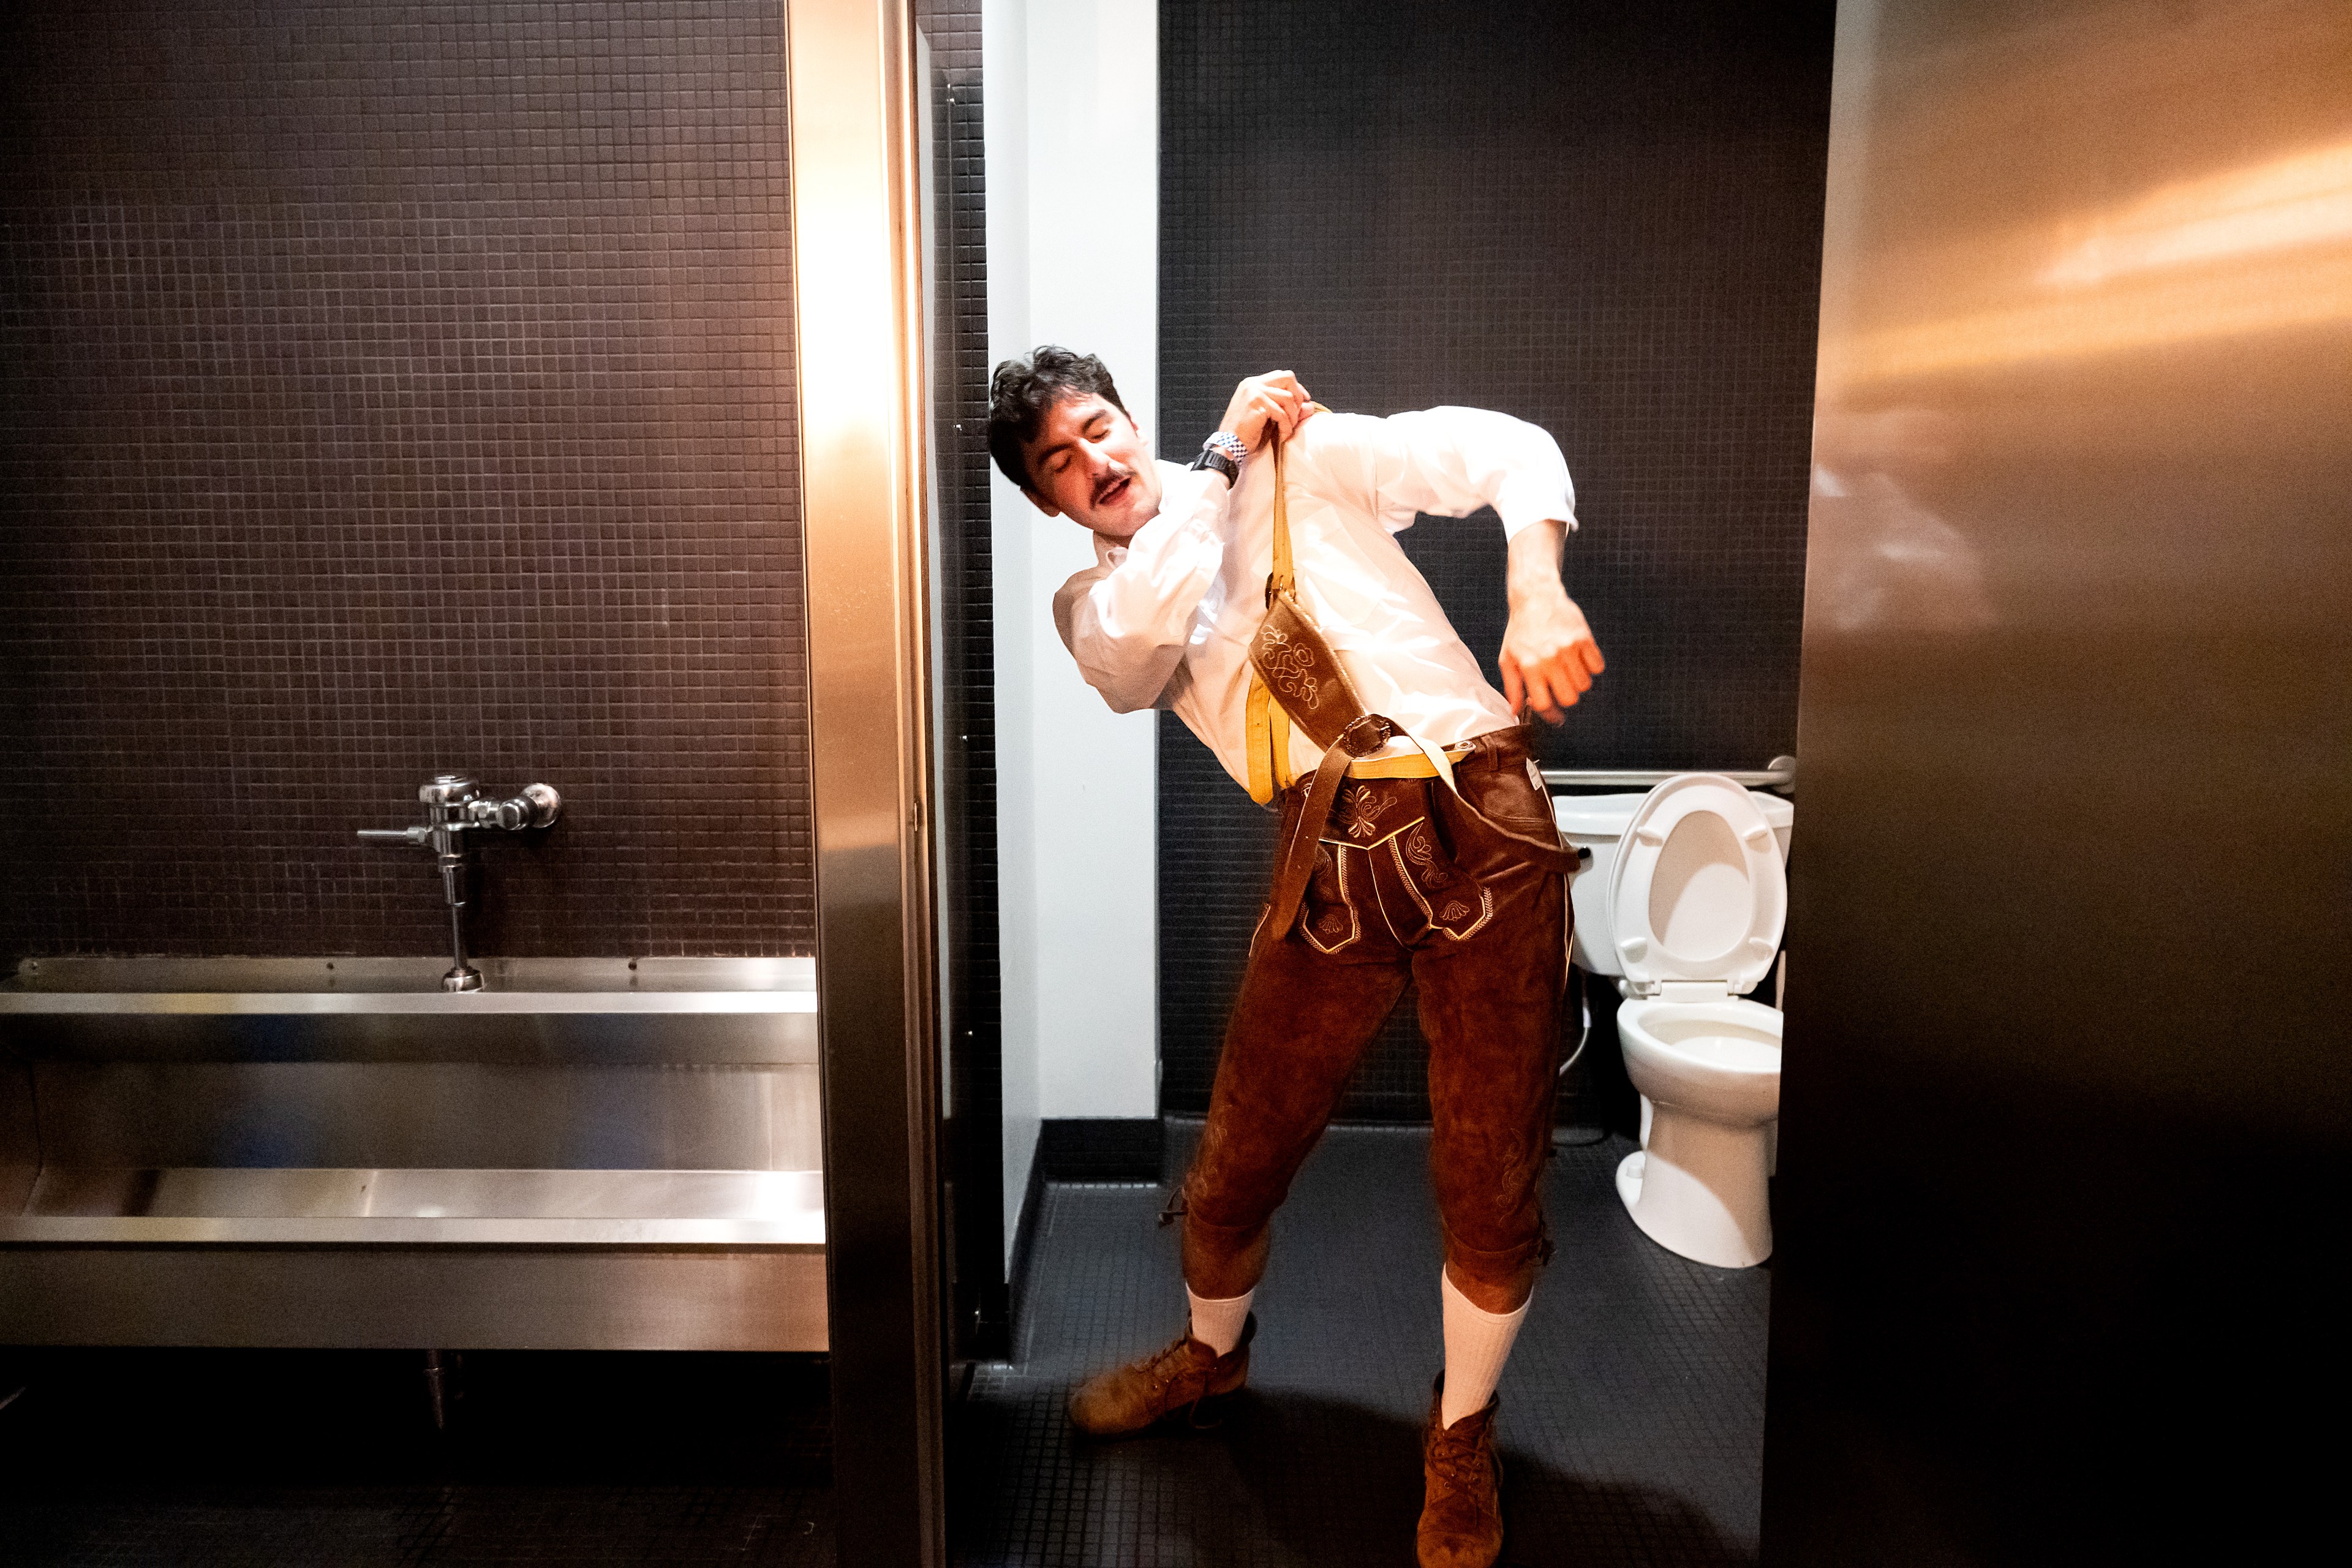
top-left (1133, 1333), bottom-right (1205, 1392)
top-left (1131, 1333), bottom-right (1233, 1428)
top-left (1427, 1420), bottom-right (1490, 1494)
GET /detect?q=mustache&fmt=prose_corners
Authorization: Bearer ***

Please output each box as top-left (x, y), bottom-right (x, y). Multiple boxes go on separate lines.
top-left (1091, 464), bottom-right (1135, 505)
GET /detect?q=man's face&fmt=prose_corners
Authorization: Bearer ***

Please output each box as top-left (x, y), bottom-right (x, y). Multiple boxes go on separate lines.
top-left (1018, 394), bottom-right (1163, 540)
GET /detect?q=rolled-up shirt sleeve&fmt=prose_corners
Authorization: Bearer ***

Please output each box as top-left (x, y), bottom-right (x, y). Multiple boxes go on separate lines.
top-left (1333, 406), bottom-right (1575, 541)
top-left (1052, 469), bottom-right (1231, 714)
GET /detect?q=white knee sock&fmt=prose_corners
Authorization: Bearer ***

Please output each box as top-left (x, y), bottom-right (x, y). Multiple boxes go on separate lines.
top-left (1440, 1268), bottom-right (1529, 1427)
top-left (1186, 1285), bottom-right (1254, 1356)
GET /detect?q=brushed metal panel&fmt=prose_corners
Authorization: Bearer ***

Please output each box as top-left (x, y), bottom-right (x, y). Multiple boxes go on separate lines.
top-left (0, 1246), bottom-right (827, 1351)
top-left (17, 1166), bottom-right (825, 1240)
top-left (0, 1011), bottom-right (816, 1067)
top-left (0, 957), bottom-right (820, 1064)
top-left (0, 1011), bottom-right (816, 1066)
top-left (30, 1061), bottom-right (821, 1171)
top-left (1763, 0), bottom-right (2350, 1558)
top-left (6, 956), bottom-right (817, 994)
top-left (1, 1219), bottom-right (818, 1245)
top-left (790, 0), bottom-right (948, 1560)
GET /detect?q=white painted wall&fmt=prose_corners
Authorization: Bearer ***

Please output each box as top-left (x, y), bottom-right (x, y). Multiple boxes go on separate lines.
top-left (984, 0), bottom-right (1161, 1267)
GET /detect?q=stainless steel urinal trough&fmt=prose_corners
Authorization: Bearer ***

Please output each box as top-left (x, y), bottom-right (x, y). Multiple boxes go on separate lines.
top-left (0, 957), bottom-right (826, 1351)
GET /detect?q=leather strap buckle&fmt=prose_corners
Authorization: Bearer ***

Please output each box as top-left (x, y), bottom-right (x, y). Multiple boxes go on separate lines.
top-left (1338, 714), bottom-right (1394, 758)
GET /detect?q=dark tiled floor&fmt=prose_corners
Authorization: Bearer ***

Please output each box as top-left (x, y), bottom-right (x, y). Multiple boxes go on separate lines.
top-left (0, 1128), bottom-right (1762, 1567)
top-left (951, 1123), bottom-right (1766, 1567)
top-left (0, 1349), bottom-right (832, 1567)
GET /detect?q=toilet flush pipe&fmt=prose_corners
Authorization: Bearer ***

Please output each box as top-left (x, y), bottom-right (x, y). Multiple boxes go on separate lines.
top-left (1553, 964), bottom-right (1610, 1147)
top-left (1560, 963), bottom-right (1592, 1079)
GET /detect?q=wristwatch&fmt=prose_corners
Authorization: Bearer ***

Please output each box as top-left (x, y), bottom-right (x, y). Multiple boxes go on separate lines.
top-left (1189, 431), bottom-right (1247, 485)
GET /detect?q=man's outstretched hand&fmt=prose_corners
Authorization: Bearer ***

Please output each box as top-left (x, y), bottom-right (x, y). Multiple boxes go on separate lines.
top-left (1500, 519), bottom-right (1605, 724)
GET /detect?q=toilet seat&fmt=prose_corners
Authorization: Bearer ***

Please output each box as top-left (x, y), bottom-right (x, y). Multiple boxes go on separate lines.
top-left (1607, 774), bottom-right (1787, 998)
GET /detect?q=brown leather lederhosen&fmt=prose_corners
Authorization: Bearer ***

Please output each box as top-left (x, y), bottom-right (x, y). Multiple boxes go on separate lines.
top-left (1177, 432), bottom-right (1578, 1298)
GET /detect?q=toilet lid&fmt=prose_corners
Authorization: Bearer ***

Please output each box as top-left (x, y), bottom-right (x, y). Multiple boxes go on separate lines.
top-left (1607, 774), bottom-right (1787, 995)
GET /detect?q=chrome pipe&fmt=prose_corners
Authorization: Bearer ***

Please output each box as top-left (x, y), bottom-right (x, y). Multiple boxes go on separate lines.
top-left (1542, 753), bottom-right (1797, 793)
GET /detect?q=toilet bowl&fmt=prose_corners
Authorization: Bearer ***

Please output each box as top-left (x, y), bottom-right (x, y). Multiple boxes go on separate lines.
top-left (1555, 776), bottom-right (1789, 1269)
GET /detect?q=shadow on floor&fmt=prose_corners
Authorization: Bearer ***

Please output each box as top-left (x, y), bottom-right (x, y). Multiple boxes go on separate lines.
top-left (950, 1126), bottom-right (1768, 1567)
top-left (954, 1382), bottom-right (1746, 1568)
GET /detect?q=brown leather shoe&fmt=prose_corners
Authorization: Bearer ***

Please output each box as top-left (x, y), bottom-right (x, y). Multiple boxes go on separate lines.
top-left (1419, 1376), bottom-right (1505, 1568)
top-left (1066, 1314), bottom-right (1256, 1438)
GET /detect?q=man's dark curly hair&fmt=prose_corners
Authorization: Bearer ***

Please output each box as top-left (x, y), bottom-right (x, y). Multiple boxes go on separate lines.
top-left (988, 345), bottom-right (1129, 492)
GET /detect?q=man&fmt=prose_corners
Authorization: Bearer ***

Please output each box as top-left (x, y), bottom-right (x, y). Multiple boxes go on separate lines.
top-left (989, 345), bottom-right (1604, 1568)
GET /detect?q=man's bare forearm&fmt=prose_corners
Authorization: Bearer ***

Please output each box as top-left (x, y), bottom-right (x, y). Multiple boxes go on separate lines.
top-left (1505, 519), bottom-right (1570, 615)
top-left (1498, 518), bottom-right (1604, 722)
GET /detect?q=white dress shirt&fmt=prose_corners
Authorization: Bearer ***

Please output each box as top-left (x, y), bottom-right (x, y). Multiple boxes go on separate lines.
top-left (1052, 407), bottom-right (1577, 793)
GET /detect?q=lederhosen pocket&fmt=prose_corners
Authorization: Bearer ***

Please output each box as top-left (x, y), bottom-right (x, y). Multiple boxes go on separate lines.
top-left (1297, 841), bottom-right (1362, 954)
top-left (1371, 809), bottom-right (1494, 943)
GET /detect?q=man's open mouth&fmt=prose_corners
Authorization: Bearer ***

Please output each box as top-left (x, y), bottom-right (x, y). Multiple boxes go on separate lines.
top-left (1094, 475), bottom-right (1131, 508)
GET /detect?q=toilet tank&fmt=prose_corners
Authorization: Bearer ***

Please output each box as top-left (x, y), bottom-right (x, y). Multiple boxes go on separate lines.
top-left (1552, 790), bottom-right (1794, 975)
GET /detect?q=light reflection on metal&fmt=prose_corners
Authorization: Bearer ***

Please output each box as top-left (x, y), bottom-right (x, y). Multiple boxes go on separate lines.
top-left (1819, 5), bottom-right (2352, 393)
top-left (2040, 139), bottom-right (2352, 285)
top-left (1826, 246), bottom-right (2352, 384)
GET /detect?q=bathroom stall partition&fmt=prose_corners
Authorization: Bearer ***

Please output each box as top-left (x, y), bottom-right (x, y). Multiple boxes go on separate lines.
top-left (1760, 0), bottom-right (2350, 1558)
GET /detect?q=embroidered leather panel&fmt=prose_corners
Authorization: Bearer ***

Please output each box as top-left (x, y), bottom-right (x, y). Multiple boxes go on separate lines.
top-left (1254, 625), bottom-right (1323, 715)
top-left (1251, 590), bottom-right (1365, 751)
top-left (1303, 782), bottom-right (1494, 949)
top-left (1325, 781), bottom-right (1405, 848)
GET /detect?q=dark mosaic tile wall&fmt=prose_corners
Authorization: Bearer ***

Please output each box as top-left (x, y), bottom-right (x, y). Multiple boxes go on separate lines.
top-left (0, 1), bottom-right (809, 959)
top-left (1158, 0), bottom-right (1834, 1118)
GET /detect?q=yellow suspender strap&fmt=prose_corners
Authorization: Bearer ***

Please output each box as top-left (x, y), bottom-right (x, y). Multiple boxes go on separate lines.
top-left (1245, 679), bottom-right (1281, 803)
top-left (1268, 433), bottom-right (1295, 597)
top-left (1245, 436), bottom-right (1297, 804)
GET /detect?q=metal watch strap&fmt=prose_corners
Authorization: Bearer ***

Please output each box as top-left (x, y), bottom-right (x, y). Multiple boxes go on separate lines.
top-left (1191, 431), bottom-right (1246, 484)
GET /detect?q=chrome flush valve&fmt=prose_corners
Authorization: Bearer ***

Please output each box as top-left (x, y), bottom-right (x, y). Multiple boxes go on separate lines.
top-left (359, 774), bottom-right (563, 992)
top-left (472, 783), bottom-right (562, 831)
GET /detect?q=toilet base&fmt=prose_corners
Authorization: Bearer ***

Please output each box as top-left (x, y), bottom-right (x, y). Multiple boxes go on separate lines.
top-left (1616, 1109), bottom-right (1773, 1268)
top-left (1616, 1149), bottom-right (1646, 1212)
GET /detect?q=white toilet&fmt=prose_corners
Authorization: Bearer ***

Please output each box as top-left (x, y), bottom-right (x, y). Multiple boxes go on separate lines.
top-left (1554, 777), bottom-right (1790, 1269)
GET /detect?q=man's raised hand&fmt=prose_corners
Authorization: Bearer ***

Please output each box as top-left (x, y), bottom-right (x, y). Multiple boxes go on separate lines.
top-left (1220, 371), bottom-right (1317, 451)
top-left (1499, 519), bottom-right (1605, 725)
